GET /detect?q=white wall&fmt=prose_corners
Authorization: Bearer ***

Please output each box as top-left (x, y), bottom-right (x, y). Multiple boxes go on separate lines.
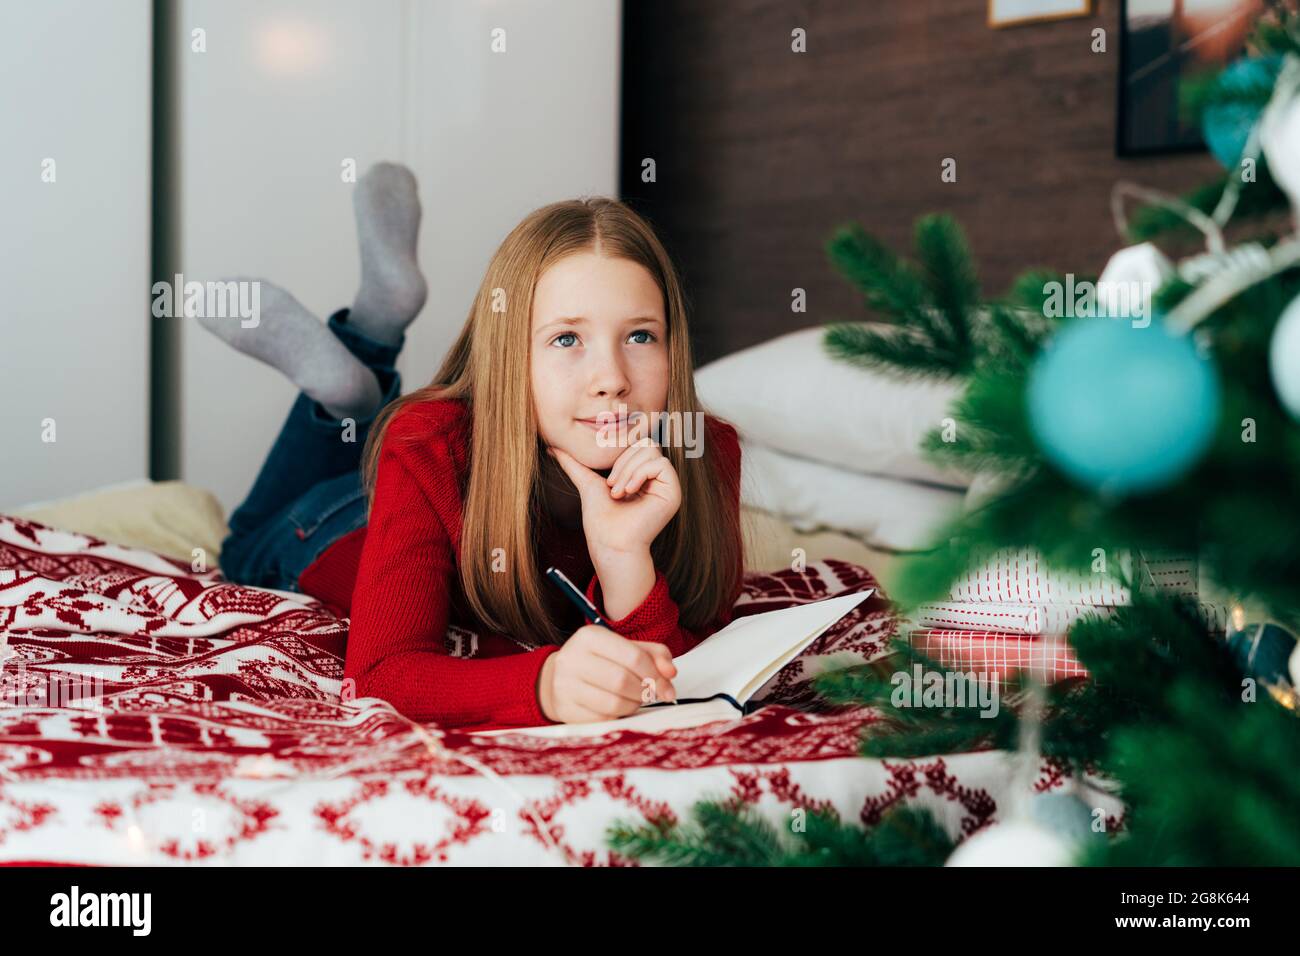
top-left (176, 0), bottom-right (622, 513)
top-left (0, 0), bottom-right (152, 509)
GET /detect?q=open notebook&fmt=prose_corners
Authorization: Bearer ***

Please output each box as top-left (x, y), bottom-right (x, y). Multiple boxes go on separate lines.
top-left (471, 588), bottom-right (874, 738)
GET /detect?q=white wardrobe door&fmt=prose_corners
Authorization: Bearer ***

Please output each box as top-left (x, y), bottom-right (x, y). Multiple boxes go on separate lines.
top-left (174, 0), bottom-right (408, 517)
top-left (176, 0), bottom-right (621, 515)
top-left (0, 0), bottom-right (152, 509)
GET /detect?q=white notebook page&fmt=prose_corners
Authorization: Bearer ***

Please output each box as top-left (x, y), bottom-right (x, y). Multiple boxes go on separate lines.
top-left (470, 588), bottom-right (874, 738)
top-left (670, 589), bottom-right (874, 704)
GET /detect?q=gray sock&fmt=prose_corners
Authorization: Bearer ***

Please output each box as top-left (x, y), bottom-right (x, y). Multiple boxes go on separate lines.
top-left (349, 161), bottom-right (428, 345)
top-left (199, 280), bottom-right (381, 420)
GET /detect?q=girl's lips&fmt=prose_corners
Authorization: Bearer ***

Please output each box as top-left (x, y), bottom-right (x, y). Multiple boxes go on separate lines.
top-left (575, 416), bottom-right (627, 430)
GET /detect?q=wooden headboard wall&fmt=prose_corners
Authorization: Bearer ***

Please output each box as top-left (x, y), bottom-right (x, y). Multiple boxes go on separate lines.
top-left (619, 0), bottom-right (1221, 366)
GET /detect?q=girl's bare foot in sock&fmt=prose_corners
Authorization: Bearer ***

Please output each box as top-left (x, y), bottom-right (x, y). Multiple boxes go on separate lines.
top-left (198, 280), bottom-right (381, 420)
top-left (348, 161), bottom-right (428, 345)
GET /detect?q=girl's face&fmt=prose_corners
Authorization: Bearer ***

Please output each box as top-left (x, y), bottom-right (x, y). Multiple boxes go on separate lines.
top-left (530, 251), bottom-right (670, 472)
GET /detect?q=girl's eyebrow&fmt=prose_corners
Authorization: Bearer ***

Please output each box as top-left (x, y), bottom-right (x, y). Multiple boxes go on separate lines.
top-left (537, 316), bottom-right (588, 332)
top-left (536, 315), bottom-right (664, 334)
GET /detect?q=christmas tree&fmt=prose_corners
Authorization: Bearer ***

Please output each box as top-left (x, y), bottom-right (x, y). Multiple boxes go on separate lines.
top-left (610, 7), bottom-right (1300, 866)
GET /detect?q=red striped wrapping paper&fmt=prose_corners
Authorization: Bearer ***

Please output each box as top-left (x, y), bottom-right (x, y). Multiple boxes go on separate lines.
top-left (906, 628), bottom-right (1088, 687)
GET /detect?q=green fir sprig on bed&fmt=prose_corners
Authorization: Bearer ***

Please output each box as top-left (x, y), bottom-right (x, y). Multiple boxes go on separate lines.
top-left (607, 801), bottom-right (954, 867)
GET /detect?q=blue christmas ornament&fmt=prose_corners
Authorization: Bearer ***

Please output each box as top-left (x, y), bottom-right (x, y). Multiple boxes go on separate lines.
top-left (1226, 622), bottom-right (1299, 691)
top-left (1027, 319), bottom-right (1221, 495)
top-left (1202, 55), bottom-right (1283, 169)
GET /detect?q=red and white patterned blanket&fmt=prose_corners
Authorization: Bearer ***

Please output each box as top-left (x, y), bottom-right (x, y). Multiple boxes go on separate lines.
top-left (0, 514), bottom-right (1121, 866)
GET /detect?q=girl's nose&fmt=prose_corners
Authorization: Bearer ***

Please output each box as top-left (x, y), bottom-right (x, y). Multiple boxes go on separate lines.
top-left (593, 377), bottom-right (630, 399)
top-left (590, 353), bottom-right (631, 398)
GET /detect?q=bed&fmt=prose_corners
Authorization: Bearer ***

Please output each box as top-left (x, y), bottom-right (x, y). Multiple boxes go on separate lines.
top-left (0, 483), bottom-right (1121, 866)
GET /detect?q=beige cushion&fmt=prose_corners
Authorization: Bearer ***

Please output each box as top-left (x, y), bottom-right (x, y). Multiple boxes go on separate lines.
top-left (12, 480), bottom-right (229, 565)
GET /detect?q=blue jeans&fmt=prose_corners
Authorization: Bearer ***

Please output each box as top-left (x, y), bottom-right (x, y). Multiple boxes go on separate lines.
top-left (219, 308), bottom-right (402, 591)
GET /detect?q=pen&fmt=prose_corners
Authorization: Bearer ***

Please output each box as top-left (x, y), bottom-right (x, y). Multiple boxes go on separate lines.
top-left (544, 566), bottom-right (607, 627)
top-left (544, 566), bottom-right (678, 705)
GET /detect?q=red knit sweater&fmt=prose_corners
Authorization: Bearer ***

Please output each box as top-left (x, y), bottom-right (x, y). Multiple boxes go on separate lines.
top-left (297, 397), bottom-right (743, 733)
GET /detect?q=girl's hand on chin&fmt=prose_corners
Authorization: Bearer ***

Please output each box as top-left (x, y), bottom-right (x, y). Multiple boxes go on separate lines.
top-left (548, 418), bottom-right (681, 556)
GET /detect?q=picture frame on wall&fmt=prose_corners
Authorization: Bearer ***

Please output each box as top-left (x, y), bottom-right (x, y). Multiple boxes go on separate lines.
top-left (988, 0), bottom-right (1092, 29)
top-left (1117, 0), bottom-right (1265, 156)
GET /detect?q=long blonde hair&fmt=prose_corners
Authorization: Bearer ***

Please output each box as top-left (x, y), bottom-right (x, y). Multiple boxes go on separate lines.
top-left (360, 197), bottom-right (741, 645)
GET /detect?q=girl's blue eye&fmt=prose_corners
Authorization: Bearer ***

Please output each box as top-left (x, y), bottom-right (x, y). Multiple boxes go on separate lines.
top-left (629, 330), bottom-right (657, 344)
top-left (553, 332), bottom-right (578, 348)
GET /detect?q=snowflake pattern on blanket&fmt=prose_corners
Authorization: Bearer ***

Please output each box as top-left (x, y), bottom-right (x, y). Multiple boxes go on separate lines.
top-left (0, 514), bottom-right (1122, 866)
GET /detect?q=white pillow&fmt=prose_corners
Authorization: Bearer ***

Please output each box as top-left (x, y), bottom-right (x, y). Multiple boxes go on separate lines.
top-left (739, 440), bottom-right (965, 552)
top-left (696, 325), bottom-right (970, 488)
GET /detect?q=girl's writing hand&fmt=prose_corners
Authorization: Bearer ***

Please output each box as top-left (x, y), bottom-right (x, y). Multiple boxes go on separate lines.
top-left (537, 625), bottom-right (677, 723)
top-left (548, 415), bottom-right (682, 555)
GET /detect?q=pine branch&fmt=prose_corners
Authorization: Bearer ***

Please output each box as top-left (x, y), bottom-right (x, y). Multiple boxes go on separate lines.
top-left (825, 223), bottom-right (931, 323)
top-left (914, 214), bottom-right (980, 362)
top-left (916, 365), bottom-right (1040, 476)
top-left (823, 322), bottom-right (965, 380)
top-left (847, 805), bottom-right (956, 866)
top-left (1082, 681), bottom-right (1300, 866)
top-left (1006, 269), bottom-right (1065, 311)
top-left (608, 798), bottom-right (955, 866)
top-left (824, 216), bottom-right (982, 377)
top-left (815, 640), bottom-right (1115, 768)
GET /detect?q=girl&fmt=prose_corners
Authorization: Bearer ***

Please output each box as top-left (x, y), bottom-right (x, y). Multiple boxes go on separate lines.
top-left (210, 163), bottom-right (743, 732)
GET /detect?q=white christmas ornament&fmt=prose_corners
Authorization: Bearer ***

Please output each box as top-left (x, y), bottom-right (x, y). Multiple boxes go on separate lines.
top-left (1271, 295), bottom-right (1300, 420)
top-left (1096, 243), bottom-right (1174, 321)
top-left (1260, 91), bottom-right (1300, 217)
top-left (945, 820), bottom-right (1077, 867)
